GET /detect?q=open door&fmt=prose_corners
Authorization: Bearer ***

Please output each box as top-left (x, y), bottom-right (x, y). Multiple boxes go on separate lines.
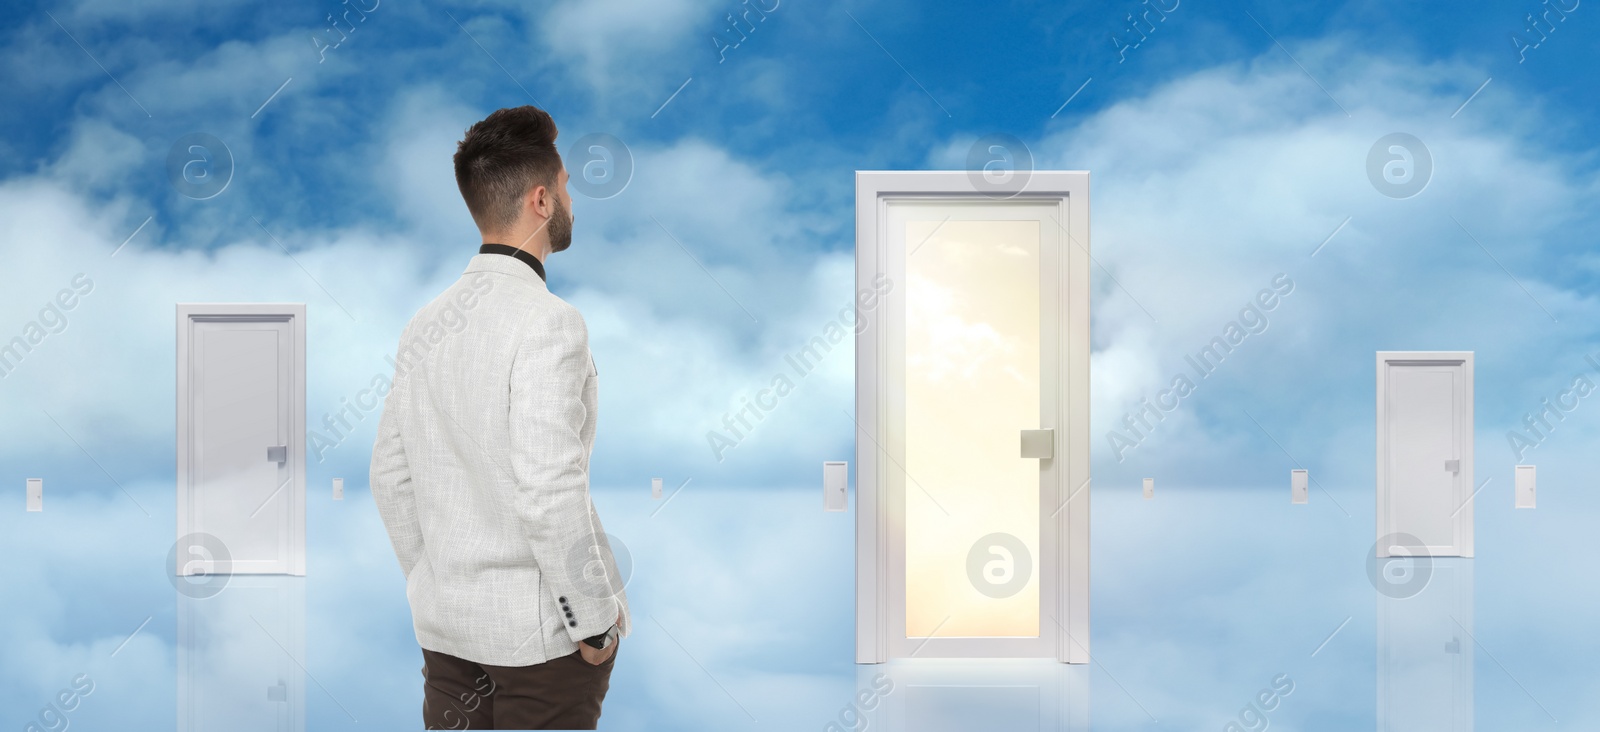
top-left (855, 172), bottom-right (1090, 663)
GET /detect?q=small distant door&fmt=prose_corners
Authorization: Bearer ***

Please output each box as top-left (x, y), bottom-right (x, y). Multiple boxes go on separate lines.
top-left (1376, 351), bottom-right (1473, 558)
top-left (178, 304), bottom-right (306, 575)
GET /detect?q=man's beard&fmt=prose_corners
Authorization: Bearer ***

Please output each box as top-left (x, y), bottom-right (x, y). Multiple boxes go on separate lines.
top-left (547, 196), bottom-right (574, 253)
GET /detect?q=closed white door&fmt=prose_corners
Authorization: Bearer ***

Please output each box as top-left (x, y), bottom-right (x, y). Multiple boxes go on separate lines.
top-left (1376, 352), bottom-right (1474, 558)
top-left (178, 305), bottom-right (306, 576)
top-left (856, 172), bottom-right (1091, 663)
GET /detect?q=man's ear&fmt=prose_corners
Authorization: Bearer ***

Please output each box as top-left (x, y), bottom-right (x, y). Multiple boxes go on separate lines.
top-left (526, 184), bottom-right (551, 220)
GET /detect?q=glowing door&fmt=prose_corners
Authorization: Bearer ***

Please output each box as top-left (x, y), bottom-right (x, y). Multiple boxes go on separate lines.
top-left (856, 172), bottom-right (1091, 663)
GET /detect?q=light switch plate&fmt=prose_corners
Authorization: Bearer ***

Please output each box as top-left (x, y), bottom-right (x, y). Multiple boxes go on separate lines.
top-left (1142, 478), bottom-right (1154, 500)
top-left (651, 477), bottom-right (663, 500)
top-left (1291, 469), bottom-right (1308, 504)
top-left (27, 478), bottom-right (42, 512)
top-left (332, 478), bottom-right (344, 500)
top-left (1515, 465), bottom-right (1536, 509)
top-left (824, 461), bottom-right (848, 512)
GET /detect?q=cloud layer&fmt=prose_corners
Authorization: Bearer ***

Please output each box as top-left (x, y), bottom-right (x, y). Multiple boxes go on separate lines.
top-left (4, 4), bottom-right (1600, 729)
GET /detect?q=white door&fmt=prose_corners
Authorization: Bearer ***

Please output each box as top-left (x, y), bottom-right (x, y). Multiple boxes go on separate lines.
top-left (178, 304), bottom-right (306, 575)
top-left (1376, 351), bottom-right (1474, 558)
top-left (856, 172), bottom-right (1091, 663)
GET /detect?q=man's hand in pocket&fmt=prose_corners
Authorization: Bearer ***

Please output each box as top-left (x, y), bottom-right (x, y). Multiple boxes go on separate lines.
top-left (578, 611), bottom-right (622, 666)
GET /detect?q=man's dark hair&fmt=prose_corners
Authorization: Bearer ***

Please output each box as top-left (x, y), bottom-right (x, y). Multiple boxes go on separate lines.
top-left (453, 105), bottom-right (564, 234)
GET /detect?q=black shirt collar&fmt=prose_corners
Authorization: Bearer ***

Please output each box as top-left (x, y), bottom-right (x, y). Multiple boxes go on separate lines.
top-left (478, 243), bottom-right (546, 282)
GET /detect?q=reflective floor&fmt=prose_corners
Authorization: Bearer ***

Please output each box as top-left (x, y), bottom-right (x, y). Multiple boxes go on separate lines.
top-left (5, 481), bottom-right (1594, 731)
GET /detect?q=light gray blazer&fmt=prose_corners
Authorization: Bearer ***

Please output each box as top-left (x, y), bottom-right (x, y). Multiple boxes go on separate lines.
top-left (370, 253), bottom-right (630, 667)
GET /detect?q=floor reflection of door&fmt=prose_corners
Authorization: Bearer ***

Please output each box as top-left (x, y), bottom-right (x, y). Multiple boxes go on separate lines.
top-left (856, 172), bottom-right (1091, 663)
top-left (850, 660), bottom-right (1089, 732)
top-left (1378, 559), bottom-right (1473, 732)
top-left (178, 577), bottom-right (306, 732)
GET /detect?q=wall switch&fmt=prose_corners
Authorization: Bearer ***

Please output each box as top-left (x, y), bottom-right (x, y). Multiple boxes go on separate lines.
top-left (1515, 465), bottom-right (1536, 509)
top-left (332, 478), bottom-right (344, 500)
top-left (651, 477), bottom-right (663, 500)
top-left (1291, 469), bottom-right (1308, 504)
top-left (26, 478), bottom-right (42, 512)
top-left (824, 461), bottom-right (848, 512)
top-left (1142, 478), bottom-right (1154, 500)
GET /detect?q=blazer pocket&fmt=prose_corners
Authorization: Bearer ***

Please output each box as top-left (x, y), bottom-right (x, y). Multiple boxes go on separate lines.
top-left (405, 562), bottom-right (426, 601)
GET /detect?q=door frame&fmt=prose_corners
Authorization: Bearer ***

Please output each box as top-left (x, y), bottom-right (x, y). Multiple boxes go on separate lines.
top-left (854, 171), bottom-right (1091, 664)
top-left (176, 303), bottom-right (307, 576)
top-left (1375, 350), bottom-right (1474, 558)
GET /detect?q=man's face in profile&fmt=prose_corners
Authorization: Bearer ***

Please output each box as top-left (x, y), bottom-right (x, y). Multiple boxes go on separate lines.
top-left (548, 166), bottom-right (575, 253)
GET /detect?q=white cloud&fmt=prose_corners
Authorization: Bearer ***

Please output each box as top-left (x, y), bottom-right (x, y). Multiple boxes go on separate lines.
top-left (45, 118), bottom-right (146, 191)
top-left (8, 35), bottom-right (1600, 496)
top-left (0, 83), bottom-right (857, 490)
top-left (374, 84), bottom-right (483, 243)
top-left (540, 0), bottom-right (708, 96)
top-left (979, 43), bottom-right (1600, 483)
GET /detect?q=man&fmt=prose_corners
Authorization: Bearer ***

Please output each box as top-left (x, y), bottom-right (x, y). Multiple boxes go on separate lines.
top-left (370, 105), bottom-right (630, 730)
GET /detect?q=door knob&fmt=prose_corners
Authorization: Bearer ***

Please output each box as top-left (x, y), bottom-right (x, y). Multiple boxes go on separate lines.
top-left (1020, 429), bottom-right (1054, 459)
top-left (267, 445), bottom-right (287, 464)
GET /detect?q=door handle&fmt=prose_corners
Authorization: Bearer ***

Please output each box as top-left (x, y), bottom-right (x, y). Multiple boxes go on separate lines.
top-left (1020, 429), bottom-right (1054, 459)
top-left (267, 445), bottom-right (287, 465)
top-left (1444, 459), bottom-right (1460, 474)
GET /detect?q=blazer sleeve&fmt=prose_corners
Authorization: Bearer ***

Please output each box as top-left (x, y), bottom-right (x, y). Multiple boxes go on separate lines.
top-left (370, 343), bottom-right (425, 578)
top-left (508, 303), bottom-right (619, 644)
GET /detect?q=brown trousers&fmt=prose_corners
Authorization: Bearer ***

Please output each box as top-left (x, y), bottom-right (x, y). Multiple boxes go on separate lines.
top-left (421, 646), bottom-right (616, 730)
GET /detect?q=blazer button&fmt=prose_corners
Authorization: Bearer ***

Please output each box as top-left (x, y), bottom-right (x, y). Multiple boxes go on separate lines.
top-left (565, 611), bottom-right (574, 618)
top-left (568, 621), bottom-right (577, 627)
top-left (558, 596), bottom-right (567, 603)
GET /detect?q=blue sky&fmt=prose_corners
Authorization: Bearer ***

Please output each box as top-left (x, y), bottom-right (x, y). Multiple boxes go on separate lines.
top-left (2, 0), bottom-right (1599, 729)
